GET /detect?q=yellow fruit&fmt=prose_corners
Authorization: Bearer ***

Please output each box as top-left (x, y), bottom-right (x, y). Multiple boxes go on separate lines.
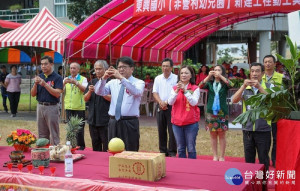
top-left (108, 138), bottom-right (125, 152)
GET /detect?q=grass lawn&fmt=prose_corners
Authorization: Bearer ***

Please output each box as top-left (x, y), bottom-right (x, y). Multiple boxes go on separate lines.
top-left (0, 94), bottom-right (265, 158)
top-left (0, 119), bottom-right (245, 157)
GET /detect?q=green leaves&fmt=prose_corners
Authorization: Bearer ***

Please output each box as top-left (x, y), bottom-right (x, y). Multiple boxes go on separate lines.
top-left (285, 35), bottom-right (297, 59)
top-left (230, 78), bottom-right (244, 88)
top-left (6, 137), bottom-right (14, 145)
top-left (232, 111), bottom-right (249, 125)
top-left (233, 87), bottom-right (292, 126)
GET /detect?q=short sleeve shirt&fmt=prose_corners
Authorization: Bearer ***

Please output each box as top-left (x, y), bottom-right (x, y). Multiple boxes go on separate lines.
top-left (36, 72), bottom-right (63, 103)
top-left (152, 73), bottom-right (178, 102)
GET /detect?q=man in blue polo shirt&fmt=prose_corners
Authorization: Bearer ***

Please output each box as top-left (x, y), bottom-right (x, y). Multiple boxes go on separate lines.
top-left (0, 65), bottom-right (8, 113)
top-left (31, 56), bottom-right (63, 145)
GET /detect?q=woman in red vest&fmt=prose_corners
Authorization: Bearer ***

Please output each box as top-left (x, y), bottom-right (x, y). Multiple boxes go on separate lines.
top-left (201, 65), bottom-right (232, 161)
top-left (168, 66), bottom-right (200, 159)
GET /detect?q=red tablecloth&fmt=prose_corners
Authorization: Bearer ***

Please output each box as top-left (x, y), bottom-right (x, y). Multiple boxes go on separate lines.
top-left (276, 119), bottom-right (300, 191)
top-left (0, 146), bottom-right (265, 191)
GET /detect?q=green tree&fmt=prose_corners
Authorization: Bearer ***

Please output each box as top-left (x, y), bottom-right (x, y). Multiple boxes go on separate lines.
top-left (133, 66), bottom-right (161, 80)
top-left (271, 41), bottom-right (278, 53)
top-left (217, 48), bottom-right (235, 64)
top-left (240, 45), bottom-right (248, 57)
top-left (68, 0), bottom-right (110, 24)
top-left (33, 0), bottom-right (39, 8)
top-left (183, 58), bottom-right (201, 72)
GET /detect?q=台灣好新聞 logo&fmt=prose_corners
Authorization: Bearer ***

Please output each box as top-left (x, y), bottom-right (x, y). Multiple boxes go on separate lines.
top-left (225, 168), bottom-right (243, 185)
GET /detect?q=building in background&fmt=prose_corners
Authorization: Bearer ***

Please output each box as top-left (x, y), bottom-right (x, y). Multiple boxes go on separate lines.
top-left (288, 11), bottom-right (300, 46)
top-left (39, 0), bottom-right (73, 23)
top-left (186, 14), bottom-right (288, 65)
top-left (0, 0), bottom-right (37, 23)
top-left (0, 0), bottom-right (34, 10)
top-left (0, 0), bottom-right (73, 24)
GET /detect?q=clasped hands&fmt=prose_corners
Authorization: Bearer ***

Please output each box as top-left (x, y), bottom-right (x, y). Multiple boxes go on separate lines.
top-left (64, 78), bottom-right (77, 85)
top-left (34, 76), bottom-right (46, 87)
top-left (102, 66), bottom-right (123, 80)
top-left (243, 79), bottom-right (261, 88)
top-left (88, 85), bottom-right (95, 92)
top-left (175, 81), bottom-right (185, 93)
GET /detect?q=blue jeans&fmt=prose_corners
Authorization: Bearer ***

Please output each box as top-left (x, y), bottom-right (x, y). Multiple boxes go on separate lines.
top-left (172, 122), bottom-right (199, 159)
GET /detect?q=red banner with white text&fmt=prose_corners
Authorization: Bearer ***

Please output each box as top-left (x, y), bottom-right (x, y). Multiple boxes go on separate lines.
top-left (133, 0), bottom-right (300, 16)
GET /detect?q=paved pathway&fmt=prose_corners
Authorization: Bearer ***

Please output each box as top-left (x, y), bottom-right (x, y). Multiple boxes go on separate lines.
top-left (0, 111), bottom-right (241, 129)
top-left (0, 111), bottom-right (160, 127)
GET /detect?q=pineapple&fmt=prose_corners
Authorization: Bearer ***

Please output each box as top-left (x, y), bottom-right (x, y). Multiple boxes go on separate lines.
top-left (65, 115), bottom-right (84, 148)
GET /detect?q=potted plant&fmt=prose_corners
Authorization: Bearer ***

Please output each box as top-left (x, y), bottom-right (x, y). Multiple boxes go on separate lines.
top-left (6, 129), bottom-right (37, 152)
top-left (65, 115), bottom-right (83, 152)
top-left (233, 35), bottom-right (300, 125)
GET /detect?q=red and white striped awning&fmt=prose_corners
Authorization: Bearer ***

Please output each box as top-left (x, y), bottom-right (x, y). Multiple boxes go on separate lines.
top-left (0, 7), bottom-right (71, 55)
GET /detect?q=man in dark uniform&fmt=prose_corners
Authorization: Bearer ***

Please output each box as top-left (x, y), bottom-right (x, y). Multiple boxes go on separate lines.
top-left (31, 56), bottom-right (63, 145)
top-left (0, 65), bottom-right (8, 113)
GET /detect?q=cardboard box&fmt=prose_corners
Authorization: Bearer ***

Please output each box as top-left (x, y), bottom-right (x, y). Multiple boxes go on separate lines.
top-left (109, 151), bottom-right (166, 181)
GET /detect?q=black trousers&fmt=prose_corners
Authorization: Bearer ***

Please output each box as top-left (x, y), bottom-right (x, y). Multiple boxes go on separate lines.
top-left (7, 92), bottom-right (20, 115)
top-left (243, 131), bottom-right (271, 170)
top-left (1, 91), bottom-right (8, 112)
top-left (89, 125), bottom-right (108, 152)
top-left (66, 110), bottom-right (85, 149)
top-left (156, 105), bottom-right (177, 156)
top-left (108, 117), bottom-right (139, 151)
top-left (271, 122), bottom-right (277, 166)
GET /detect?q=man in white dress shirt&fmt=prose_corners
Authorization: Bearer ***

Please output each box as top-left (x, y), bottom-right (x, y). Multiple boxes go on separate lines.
top-left (153, 58), bottom-right (177, 157)
top-left (95, 56), bottom-right (145, 151)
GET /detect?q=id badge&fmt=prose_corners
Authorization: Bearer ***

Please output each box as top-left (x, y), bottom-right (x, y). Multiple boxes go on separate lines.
top-left (246, 105), bottom-right (251, 110)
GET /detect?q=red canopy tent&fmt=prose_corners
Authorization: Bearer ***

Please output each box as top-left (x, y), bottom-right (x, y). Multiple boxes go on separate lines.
top-left (65, 0), bottom-right (300, 65)
top-left (0, 7), bottom-right (71, 55)
top-left (0, 20), bottom-right (22, 33)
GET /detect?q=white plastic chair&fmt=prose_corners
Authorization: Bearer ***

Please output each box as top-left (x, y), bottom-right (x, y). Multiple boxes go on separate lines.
top-left (147, 90), bottom-right (157, 117)
top-left (140, 89), bottom-right (150, 116)
top-left (198, 89), bottom-right (208, 116)
top-left (227, 88), bottom-right (242, 116)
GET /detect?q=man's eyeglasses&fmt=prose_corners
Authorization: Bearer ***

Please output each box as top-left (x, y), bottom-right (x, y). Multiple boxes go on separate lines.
top-left (117, 66), bottom-right (129, 70)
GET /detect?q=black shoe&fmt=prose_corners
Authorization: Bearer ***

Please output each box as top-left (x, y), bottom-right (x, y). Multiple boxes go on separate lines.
top-left (167, 153), bottom-right (177, 157)
top-left (78, 146), bottom-right (85, 150)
